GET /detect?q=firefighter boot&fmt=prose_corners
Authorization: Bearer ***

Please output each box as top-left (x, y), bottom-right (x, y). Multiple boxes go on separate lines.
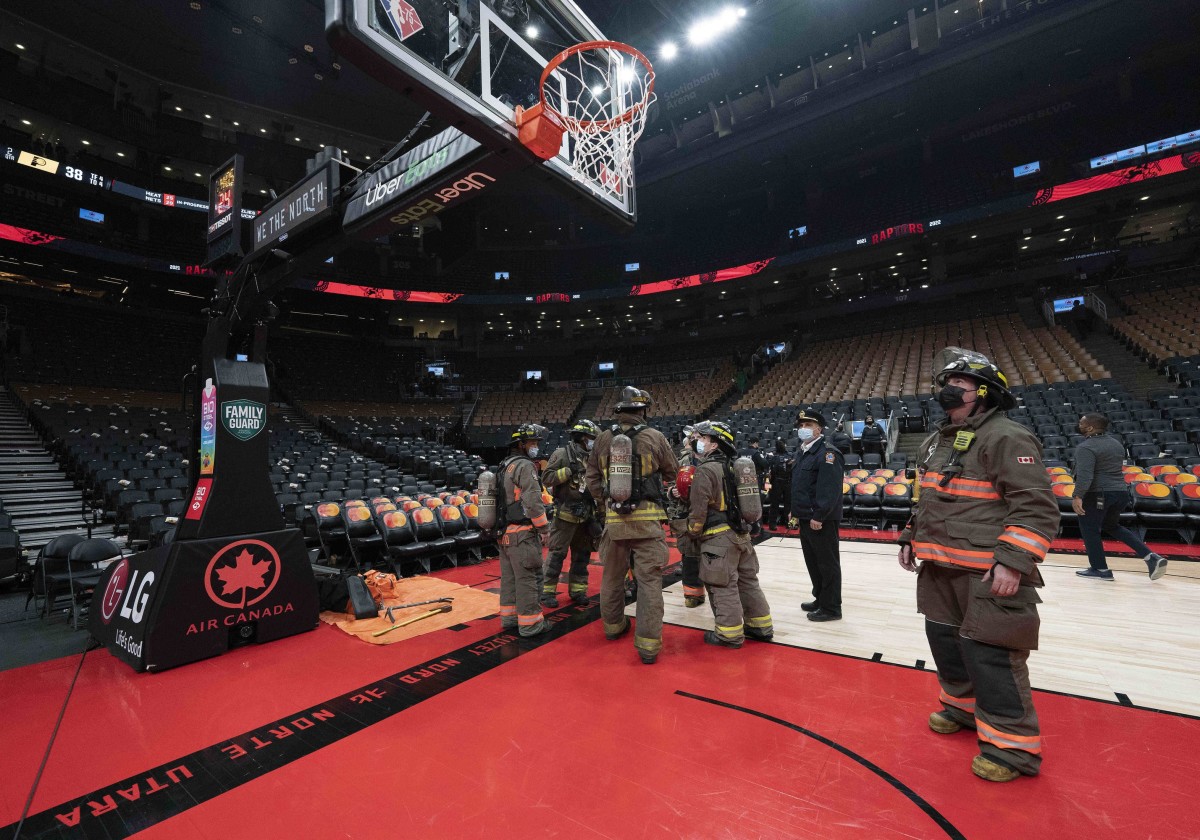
top-left (928, 712), bottom-right (963, 734)
top-left (703, 630), bottom-right (743, 649)
top-left (972, 754), bottom-right (1020, 783)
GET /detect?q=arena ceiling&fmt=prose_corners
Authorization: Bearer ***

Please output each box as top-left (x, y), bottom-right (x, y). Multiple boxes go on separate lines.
top-left (2, 0), bottom-right (916, 145)
top-left (2, 0), bottom-right (1199, 307)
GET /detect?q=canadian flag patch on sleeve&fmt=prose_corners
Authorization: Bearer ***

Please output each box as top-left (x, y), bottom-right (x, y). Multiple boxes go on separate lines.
top-left (1016, 456), bottom-right (1035, 464)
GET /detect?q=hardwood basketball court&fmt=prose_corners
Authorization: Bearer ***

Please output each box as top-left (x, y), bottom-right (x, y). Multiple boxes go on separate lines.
top-left (2, 534), bottom-right (1198, 839)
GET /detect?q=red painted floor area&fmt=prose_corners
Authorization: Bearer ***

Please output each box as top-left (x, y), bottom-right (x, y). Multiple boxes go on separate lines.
top-left (3, 558), bottom-right (1198, 839)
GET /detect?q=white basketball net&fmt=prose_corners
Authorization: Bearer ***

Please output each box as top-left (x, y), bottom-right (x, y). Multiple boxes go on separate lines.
top-left (542, 44), bottom-right (656, 202)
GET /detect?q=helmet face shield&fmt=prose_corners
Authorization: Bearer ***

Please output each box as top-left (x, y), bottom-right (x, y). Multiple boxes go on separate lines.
top-left (570, 419), bottom-right (600, 438)
top-left (615, 386), bottom-right (652, 412)
top-left (932, 346), bottom-right (992, 382)
top-left (932, 350), bottom-right (1016, 410)
top-left (693, 420), bottom-right (737, 455)
top-left (511, 423), bottom-right (548, 445)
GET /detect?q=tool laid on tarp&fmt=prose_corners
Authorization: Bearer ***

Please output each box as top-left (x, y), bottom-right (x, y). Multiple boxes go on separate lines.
top-left (371, 602), bottom-right (454, 637)
top-left (383, 597), bottom-right (455, 623)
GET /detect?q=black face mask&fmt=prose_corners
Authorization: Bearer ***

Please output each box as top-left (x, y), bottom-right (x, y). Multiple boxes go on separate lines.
top-left (936, 384), bottom-right (969, 410)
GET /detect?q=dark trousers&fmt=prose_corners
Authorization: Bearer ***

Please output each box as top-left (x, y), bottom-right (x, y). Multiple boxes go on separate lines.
top-left (765, 484), bottom-right (789, 526)
top-left (798, 520), bottom-right (841, 614)
top-left (1079, 491), bottom-right (1152, 571)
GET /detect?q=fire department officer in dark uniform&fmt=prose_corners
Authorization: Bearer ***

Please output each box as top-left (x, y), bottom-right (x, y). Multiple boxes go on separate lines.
top-left (790, 408), bottom-right (844, 622)
top-left (539, 419), bottom-right (601, 607)
top-left (898, 349), bottom-right (1059, 783)
top-left (585, 386), bottom-right (678, 664)
top-left (687, 420), bottom-right (773, 648)
top-left (497, 423), bottom-right (552, 637)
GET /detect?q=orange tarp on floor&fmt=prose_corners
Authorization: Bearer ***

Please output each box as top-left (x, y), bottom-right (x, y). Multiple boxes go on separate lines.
top-left (319, 576), bottom-right (499, 645)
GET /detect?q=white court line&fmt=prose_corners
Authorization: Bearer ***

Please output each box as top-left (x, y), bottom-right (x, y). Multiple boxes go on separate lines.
top-left (639, 539), bottom-right (1200, 716)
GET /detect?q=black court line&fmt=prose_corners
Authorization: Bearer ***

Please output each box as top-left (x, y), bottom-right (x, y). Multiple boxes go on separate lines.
top-left (1, 600), bottom-right (599, 839)
top-left (676, 691), bottom-right (967, 840)
top-left (871, 651), bottom-right (883, 661)
top-left (5, 566), bottom-right (688, 839)
top-left (658, 617), bottom-right (1200, 721)
top-left (1116, 692), bottom-right (1133, 706)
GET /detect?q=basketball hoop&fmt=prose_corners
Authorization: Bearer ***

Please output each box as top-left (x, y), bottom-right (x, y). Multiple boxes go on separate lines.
top-left (515, 40), bottom-right (656, 200)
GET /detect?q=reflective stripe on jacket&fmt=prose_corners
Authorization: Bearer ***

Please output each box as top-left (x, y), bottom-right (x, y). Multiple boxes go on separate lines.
top-left (585, 412), bottom-right (678, 540)
top-left (503, 456), bottom-right (548, 529)
top-left (899, 407), bottom-right (1059, 578)
top-left (541, 442), bottom-right (589, 522)
top-left (687, 455), bottom-right (745, 540)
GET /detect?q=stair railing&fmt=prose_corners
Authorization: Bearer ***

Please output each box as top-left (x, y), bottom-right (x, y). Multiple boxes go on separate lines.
top-left (1041, 300), bottom-right (1056, 328)
top-left (1086, 291), bottom-right (1108, 323)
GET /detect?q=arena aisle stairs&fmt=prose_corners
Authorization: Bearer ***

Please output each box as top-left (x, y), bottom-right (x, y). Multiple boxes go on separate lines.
top-left (1078, 326), bottom-right (1177, 399)
top-left (0, 387), bottom-right (86, 555)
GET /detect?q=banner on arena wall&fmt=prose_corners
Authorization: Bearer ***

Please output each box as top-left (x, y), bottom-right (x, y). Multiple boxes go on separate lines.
top-left (1029, 152), bottom-right (1198, 205)
top-left (628, 259), bottom-right (775, 296)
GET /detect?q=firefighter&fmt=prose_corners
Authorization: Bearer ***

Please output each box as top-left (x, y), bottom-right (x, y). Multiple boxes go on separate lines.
top-left (686, 420), bottom-right (773, 648)
top-left (497, 423), bottom-right (552, 637)
top-left (667, 424), bottom-right (705, 608)
top-left (898, 349), bottom-right (1059, 783)
top-left (585, 386), bottom-right (678, 664)
top-left (540, 419), bottom-right (601, 608)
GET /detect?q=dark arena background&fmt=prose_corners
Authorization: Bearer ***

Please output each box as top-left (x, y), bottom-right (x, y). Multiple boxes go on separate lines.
top-left (2, 0), bottom-right (1200, 837)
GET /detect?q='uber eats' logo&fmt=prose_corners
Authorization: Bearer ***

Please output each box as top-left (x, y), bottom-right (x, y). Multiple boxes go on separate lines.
top-left (221, 399), bottom-right (266, 441)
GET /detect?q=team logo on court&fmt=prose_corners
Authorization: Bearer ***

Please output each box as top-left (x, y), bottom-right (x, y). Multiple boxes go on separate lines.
top-left (99, 557), bottom-right (131, 624)
top-left (220, 399), bottom-right (266, 441)
top-left (204, 540), bottom-right (281, 609)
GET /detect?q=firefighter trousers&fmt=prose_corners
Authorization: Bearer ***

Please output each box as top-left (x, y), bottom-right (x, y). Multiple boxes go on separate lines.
top-left (918, 563), bottom-right (1042, 775)
top-left (600, 533), bottom-right (668, 659)
top-left (698, 531), bottom-right (772, 643)
top-left (498, 529), bottom-right (548, 636)
top-left (674, 530), bottom-right (704, 602)
top-left (543, 517), bottom-right (594, 602)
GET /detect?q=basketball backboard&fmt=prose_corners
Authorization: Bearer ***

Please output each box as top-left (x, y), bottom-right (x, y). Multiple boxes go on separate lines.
top-left (327, 0), bottom-right (649, 224)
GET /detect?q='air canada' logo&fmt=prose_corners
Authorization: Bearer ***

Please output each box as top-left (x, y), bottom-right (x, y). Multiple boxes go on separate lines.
top-left (221, 399), bottom-right (266, 441)
top-left (204, 540), bottom-right (281, 609)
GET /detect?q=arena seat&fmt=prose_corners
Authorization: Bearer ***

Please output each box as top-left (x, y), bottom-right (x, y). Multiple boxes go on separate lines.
top-left (1131, 482), bottom-right (1191, 544)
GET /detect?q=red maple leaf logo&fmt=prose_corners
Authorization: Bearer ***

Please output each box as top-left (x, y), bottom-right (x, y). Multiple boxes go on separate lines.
top-left (215, 548), bottom-right (272, 608)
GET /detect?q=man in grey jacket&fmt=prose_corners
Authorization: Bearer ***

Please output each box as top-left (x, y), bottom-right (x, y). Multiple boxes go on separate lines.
top-left (1071, 413), bottom-right (1168, 581)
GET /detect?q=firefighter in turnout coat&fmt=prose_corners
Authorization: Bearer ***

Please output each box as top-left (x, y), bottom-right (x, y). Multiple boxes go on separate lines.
top-left (686, 421), bottom-right (773, 647)
top-left (540, 419), bottom-right (601, 607)
top-left (498, 424), bottom-right (552, 637)
top-left (585, 387), bottom-right (678, 664)
top-left (898, 352), bottom-right (1059, 783)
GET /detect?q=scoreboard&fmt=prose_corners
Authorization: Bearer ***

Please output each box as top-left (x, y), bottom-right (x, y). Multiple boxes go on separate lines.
top-left (5, 146), bottom-right (108, 190)
top-left (2, 144), bottom-right (254, 220)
